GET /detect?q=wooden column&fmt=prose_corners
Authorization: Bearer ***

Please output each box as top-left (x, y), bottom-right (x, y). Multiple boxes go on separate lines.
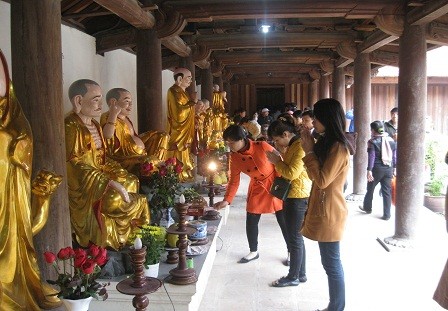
top-left (200, 67), bottom-right (213, 103)
top-left (136, 29), bottom-right (164, 132)
top-left (224, 82), bottom-right (232, 113)
top-left (11, 0), bottom-right (71, 280)
top-left (332, 67), bottom-right (346, 108)
top-left (231, 84), bottom-right (240, 112)
top-left (319, 75), bottom-right (330, 99)
top-left (308, 80), bottom-right (318, 106)
top-left (352, 53), bottom-right (371, 195)
top-left (180, 56), bottom-right (196, 94)
top-left (387, 22), bottom-right (427, 244)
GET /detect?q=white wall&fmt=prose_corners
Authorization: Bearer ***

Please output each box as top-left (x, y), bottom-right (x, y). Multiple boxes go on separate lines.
top-left (0, 1), bottom-right (191, 133)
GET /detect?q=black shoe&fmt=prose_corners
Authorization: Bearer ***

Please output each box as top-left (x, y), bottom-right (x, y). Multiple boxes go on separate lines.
top-left (237, 253), bottom-right (259, 263)
top-left (359, 206), bottom-right (372, 214)
top-left (272, 276), bottom-right (299, 287)
top-left (283, 259), bottom-right (290, 266)
top-left (299, 275), bottom-right (307, 283)
top-left (382, 216), bottom-right (391, 220)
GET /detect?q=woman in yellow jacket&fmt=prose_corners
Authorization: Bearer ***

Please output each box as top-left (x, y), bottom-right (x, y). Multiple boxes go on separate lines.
top-left (266, 114), bottom-right (312, 287)
top-left (300, 98), bottom-right (352, 311)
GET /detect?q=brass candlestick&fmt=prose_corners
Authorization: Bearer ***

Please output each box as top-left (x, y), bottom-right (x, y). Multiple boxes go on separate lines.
top-left (166, 201), bottom-right (197, 285)
top-left (116, 246), bottom-right (162, 311)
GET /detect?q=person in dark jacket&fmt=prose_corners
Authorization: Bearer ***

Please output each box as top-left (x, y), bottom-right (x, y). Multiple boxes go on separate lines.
top-left (359, 121), bottom-right (397, 220)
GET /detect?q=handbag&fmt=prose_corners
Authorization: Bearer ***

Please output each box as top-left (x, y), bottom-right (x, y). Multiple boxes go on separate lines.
top-left (270, 176), bottom-right (292, 201)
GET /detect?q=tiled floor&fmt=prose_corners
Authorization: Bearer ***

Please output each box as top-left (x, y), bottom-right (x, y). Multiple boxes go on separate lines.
top-left (199, 174), bottom-right (448, 311)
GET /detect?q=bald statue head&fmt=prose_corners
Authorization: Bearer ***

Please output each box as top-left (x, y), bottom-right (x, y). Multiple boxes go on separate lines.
top-left (213, 84), bottom-right (220, 92)
top-left (173, 67), bottom-right (193, 90)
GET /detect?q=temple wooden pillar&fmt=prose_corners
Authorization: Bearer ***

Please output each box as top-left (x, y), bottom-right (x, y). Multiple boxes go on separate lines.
top-left (224, 82), bottom-right (232, 113)
top-left (332, 67), bottom-right (346, 109)
top-left (352, 53), bottom-right (371, 195)
top-left (308, 80), bottom-right (318, 106)
top-left (319, 75), bottom-right (330, 99)
top-left (386, 22), bottom-right (427, 245)
top-left (201, 67), bottom-right (213, 103)
top-left (10, 0), bottom-right (71, 280)
top-left (136, 29), bottom-right (164, 132)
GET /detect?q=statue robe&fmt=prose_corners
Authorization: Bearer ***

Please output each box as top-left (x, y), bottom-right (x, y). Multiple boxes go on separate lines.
top-left (100, 112), bottom-right (168, 175)
top-left (0, 79), bottom-right (59, 310)
top-left (166, 84), bottom-right (195, 180)
top-left (65, 112), bottom-right (150, 250)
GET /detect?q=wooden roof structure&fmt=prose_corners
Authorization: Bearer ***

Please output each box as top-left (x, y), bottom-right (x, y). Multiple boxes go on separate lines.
top-left (59, 1), bottom-right (447, 85)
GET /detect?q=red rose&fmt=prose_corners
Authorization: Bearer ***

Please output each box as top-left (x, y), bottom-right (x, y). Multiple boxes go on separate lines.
top-left (159, 167), bottom-right (167, 177)
top-left (57, 247), bottom-right (74, 260)
top-left (165, 157), bottom-right (175, 165)
top-left (44, 251), bottom-right (57, 264)
top-left (141, 162), bottom-right (153, 175)
top-left (89, 244), bottom-right (100, 257)
top-left (82, 259), bottom-right (96, 274)
top-left (175, 163), bottom-right (183, 174)
top-left (74, 248), bottom-right (87, 268)
top-left (95, 254), bottom-right (108, 266)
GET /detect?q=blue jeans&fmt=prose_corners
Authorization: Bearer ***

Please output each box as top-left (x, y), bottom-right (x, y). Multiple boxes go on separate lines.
top-left (284, 198), bottom-right (307, 279)
top-left (318, 242), bottom-right (345, 311)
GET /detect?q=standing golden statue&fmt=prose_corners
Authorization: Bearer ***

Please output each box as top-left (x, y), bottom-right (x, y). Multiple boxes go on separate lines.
top-left (166, 68), bottom-right (197, 181)
top-left (65, 79), bottom-right (150, 250)
top-left (0, 50), bottom-right (61, 310)
top-left (100, 88), bottom-right (169, 176)
top-left (210, 84), bottom-right (229, 138)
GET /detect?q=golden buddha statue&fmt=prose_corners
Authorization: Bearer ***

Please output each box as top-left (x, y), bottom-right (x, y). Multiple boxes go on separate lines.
top-left (100, 88), bottom-right (168, 176)
top-left (166, 68), bottom-right (197, 181)
top-left (210, 84), bottom-right (228, 139)
top-left (0, 50), bottom-right (61, 310)
top-left (201, 99), bottom-right (213, 148)
top-left (65, 79), bottom-right (150, 250)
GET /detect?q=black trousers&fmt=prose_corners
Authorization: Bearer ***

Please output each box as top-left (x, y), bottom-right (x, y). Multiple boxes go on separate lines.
top-left (246, 209), bottom-right (288, 252)
top-left (363, 166), bottom-right (393, 218)
top-left (283, 198), bottom-right (307, 279)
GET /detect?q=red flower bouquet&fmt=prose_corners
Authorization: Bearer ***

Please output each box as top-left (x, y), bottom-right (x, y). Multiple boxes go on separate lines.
top-left (43, 244), bottom-right (109, 300)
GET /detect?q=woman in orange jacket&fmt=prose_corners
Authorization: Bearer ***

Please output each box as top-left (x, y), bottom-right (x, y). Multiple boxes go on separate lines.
top-left (214, 125), bottom-right (288, 263)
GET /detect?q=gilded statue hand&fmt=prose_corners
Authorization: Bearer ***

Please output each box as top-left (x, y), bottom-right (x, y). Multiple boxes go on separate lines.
top-left (108, 180), bottom-right (130, 203)
top-left (109, 101), bottom-right (121, 119)
top-left (32, 170), bottom-right (63, 197)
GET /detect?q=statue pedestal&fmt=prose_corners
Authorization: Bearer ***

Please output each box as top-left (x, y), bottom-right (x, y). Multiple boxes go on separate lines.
top-left (90, 207), bottom-right (227, 311)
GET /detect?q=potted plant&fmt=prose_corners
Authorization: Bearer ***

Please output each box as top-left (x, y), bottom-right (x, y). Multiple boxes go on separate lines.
top-left (128, 225), bottom-right (166, 277)
top-left (43, 244), bottom-right (109, 311)
top-left (424, 140), bottom-right (447, 213)
top-left (141, 157), bottom-right (183, 227)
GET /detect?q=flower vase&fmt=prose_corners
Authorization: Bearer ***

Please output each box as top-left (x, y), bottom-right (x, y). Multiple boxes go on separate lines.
top-left (143, 262), bottom-right (160, 278)
top-left (159, 207), bottom-right (174, 228)
top-left (61, 297), bottom-right (93, 311)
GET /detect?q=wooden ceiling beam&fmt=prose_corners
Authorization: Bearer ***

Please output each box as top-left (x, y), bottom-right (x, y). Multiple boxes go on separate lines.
top-left (96, 27), bottom-right (137, 54)
top-left (165, 1), bottom-right (398, 22)
top-left (409, 0), bottom-right (448, 25)
top-left (358, 30), bottom-right (398, 53)
top-left (93, 0), bottom-right (155, 29)
top-left (226, 64), bottom-right (317, 74)
top-left (195, 32), bottom-right (355, 50)
top-left (232, 75), bottom-right (311, 85)
top-left (212, 50), bottom-right (333, 65)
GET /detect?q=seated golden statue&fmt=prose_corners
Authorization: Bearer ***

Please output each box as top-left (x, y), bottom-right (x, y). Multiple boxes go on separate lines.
top-left (100, 88), bottom-right (168, 175)
top-left (0, 50), bottom-right (61, 310)
top-left (65, 79), bottom-right (150, 250)
top-left (166, 68), bottom-right (197, 181)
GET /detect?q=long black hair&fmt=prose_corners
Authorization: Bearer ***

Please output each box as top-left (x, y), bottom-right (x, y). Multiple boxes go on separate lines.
top-left (313, 98), bottom-right (352, 164)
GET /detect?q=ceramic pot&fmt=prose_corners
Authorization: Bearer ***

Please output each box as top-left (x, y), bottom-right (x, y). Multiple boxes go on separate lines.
top-left (143, 262), bottom-right (160, 278)
top-left (61, 296), bottom-right (93, 311)
top-left (187, 220), bottom-right (207, 240)
top-left (159, 207), bottom-right (175, 228)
